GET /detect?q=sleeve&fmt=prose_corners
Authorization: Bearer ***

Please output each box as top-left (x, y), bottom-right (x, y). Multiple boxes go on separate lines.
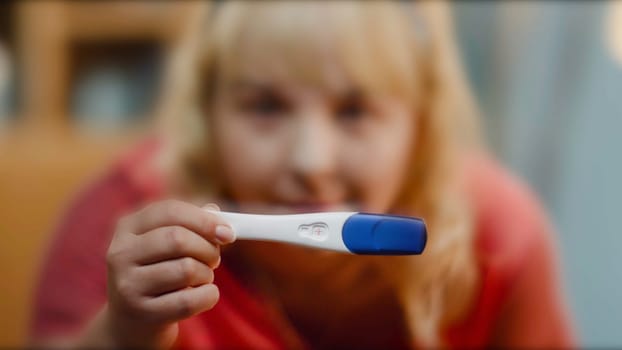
top-left (29, 171), bottom-right (139, 341)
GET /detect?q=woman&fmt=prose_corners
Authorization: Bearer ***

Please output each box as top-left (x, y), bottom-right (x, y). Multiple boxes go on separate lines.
top-left (30, 1), bottom-right (575, 348)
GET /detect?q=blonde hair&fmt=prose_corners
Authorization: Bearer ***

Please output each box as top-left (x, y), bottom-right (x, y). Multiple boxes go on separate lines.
top-left (159, 0), bottom-right (482, 346)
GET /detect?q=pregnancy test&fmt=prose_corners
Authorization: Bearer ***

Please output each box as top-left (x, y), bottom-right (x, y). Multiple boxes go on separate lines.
top-left (206, 210), bottom-right (427, 255)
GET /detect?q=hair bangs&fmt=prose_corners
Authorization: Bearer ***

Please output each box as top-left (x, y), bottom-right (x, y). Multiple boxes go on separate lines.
top-left (210, 1), bottom-right (423, 103)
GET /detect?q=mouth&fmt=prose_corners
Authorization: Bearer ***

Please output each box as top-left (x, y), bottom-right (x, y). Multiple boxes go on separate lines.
top-left (228, 201), bottom-right (359, 214)
top-left (278, 201), bottom-right (360, 214)
top-left (286, 203), bottom-right (348, 213)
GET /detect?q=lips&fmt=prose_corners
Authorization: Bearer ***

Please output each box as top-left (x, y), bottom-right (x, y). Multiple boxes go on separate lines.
top-left (286, 202), bottom-right (334, 213)
top-left (281, 201), bottom-right (359, 213)
top-left (226, 199), bottom-right (359, 214)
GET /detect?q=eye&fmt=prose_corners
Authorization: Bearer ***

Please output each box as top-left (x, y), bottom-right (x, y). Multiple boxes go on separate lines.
top-left (335, 95), bottom-right (368, 124)
top-left (241, 92), bottom-right (288, 117)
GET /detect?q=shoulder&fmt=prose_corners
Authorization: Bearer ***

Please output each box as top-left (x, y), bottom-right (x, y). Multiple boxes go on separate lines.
top-left (30, 137), bottom-right (165, 339)
top-left (462, 151), bottom-right (554, 275)
top-left (53, 137), bottom-right (164, 241)
top-left (449, 152), bottom-right (574, 346)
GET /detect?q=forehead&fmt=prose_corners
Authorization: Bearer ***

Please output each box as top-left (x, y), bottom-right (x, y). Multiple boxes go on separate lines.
top-left (218, 4), bottom-right (350, 95)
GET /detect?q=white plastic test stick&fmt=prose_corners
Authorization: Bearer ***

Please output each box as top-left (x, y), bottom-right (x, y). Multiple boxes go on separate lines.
top-left (206, 210), bottom-right (427, 255)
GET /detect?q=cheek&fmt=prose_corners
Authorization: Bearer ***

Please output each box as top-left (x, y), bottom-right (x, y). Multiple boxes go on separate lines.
top-left (341, 116), bottom-right (415, 212)
top-left (213, 115), bottom-right (289, 201)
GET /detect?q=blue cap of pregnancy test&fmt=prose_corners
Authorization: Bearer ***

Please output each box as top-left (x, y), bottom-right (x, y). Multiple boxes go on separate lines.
top-left (342, 213), bottom-right (427, 255)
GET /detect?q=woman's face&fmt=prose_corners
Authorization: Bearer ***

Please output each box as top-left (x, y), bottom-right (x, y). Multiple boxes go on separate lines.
top-left (210, 56), bottom-right (417, 214)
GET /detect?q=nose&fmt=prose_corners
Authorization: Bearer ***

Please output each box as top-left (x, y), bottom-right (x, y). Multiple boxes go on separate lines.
top-left (289, 110), bottom-right (338, 192)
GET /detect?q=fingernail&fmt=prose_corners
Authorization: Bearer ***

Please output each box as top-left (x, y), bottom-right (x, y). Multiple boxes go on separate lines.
top-left (191, 197), bottom-right (208, 207)
top-left (214, 256), bottom-right (221, 269)
top-left (203, 203), bottom-right (221, 211)
top-left (215, 225), bottom-right (235, 244)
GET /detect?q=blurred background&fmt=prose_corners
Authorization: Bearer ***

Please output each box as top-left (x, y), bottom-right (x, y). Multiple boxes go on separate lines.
top-left (0, 1), bottom-right (620, 347)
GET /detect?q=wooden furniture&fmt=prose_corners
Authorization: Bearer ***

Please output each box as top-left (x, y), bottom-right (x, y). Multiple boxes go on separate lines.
top-left (0, 2), bottom-right (203, 345)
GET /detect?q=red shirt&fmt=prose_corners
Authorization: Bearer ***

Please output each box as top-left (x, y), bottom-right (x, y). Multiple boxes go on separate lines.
top-left (30, 139), bottom-right (575, 348)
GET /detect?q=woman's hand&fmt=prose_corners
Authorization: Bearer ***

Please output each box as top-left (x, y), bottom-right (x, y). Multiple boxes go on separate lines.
top-left (103, 200), bottom-right (235, 348)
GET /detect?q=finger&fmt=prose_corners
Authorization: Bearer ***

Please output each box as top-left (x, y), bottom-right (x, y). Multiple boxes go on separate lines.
top-left (144, 284), bottom-right (220, 323)
top-left (127, 200), bottom-right (235, 244)
top-left (134, 257), bottom-right (214, 296)
top-left (132, 226), bottom-right (220, 268)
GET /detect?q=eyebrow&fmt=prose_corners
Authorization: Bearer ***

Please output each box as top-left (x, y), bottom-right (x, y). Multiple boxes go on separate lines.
top-left (227, 79), bottom-right (366, 101)
top-left (228, 80), bottom-right (277, 93)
